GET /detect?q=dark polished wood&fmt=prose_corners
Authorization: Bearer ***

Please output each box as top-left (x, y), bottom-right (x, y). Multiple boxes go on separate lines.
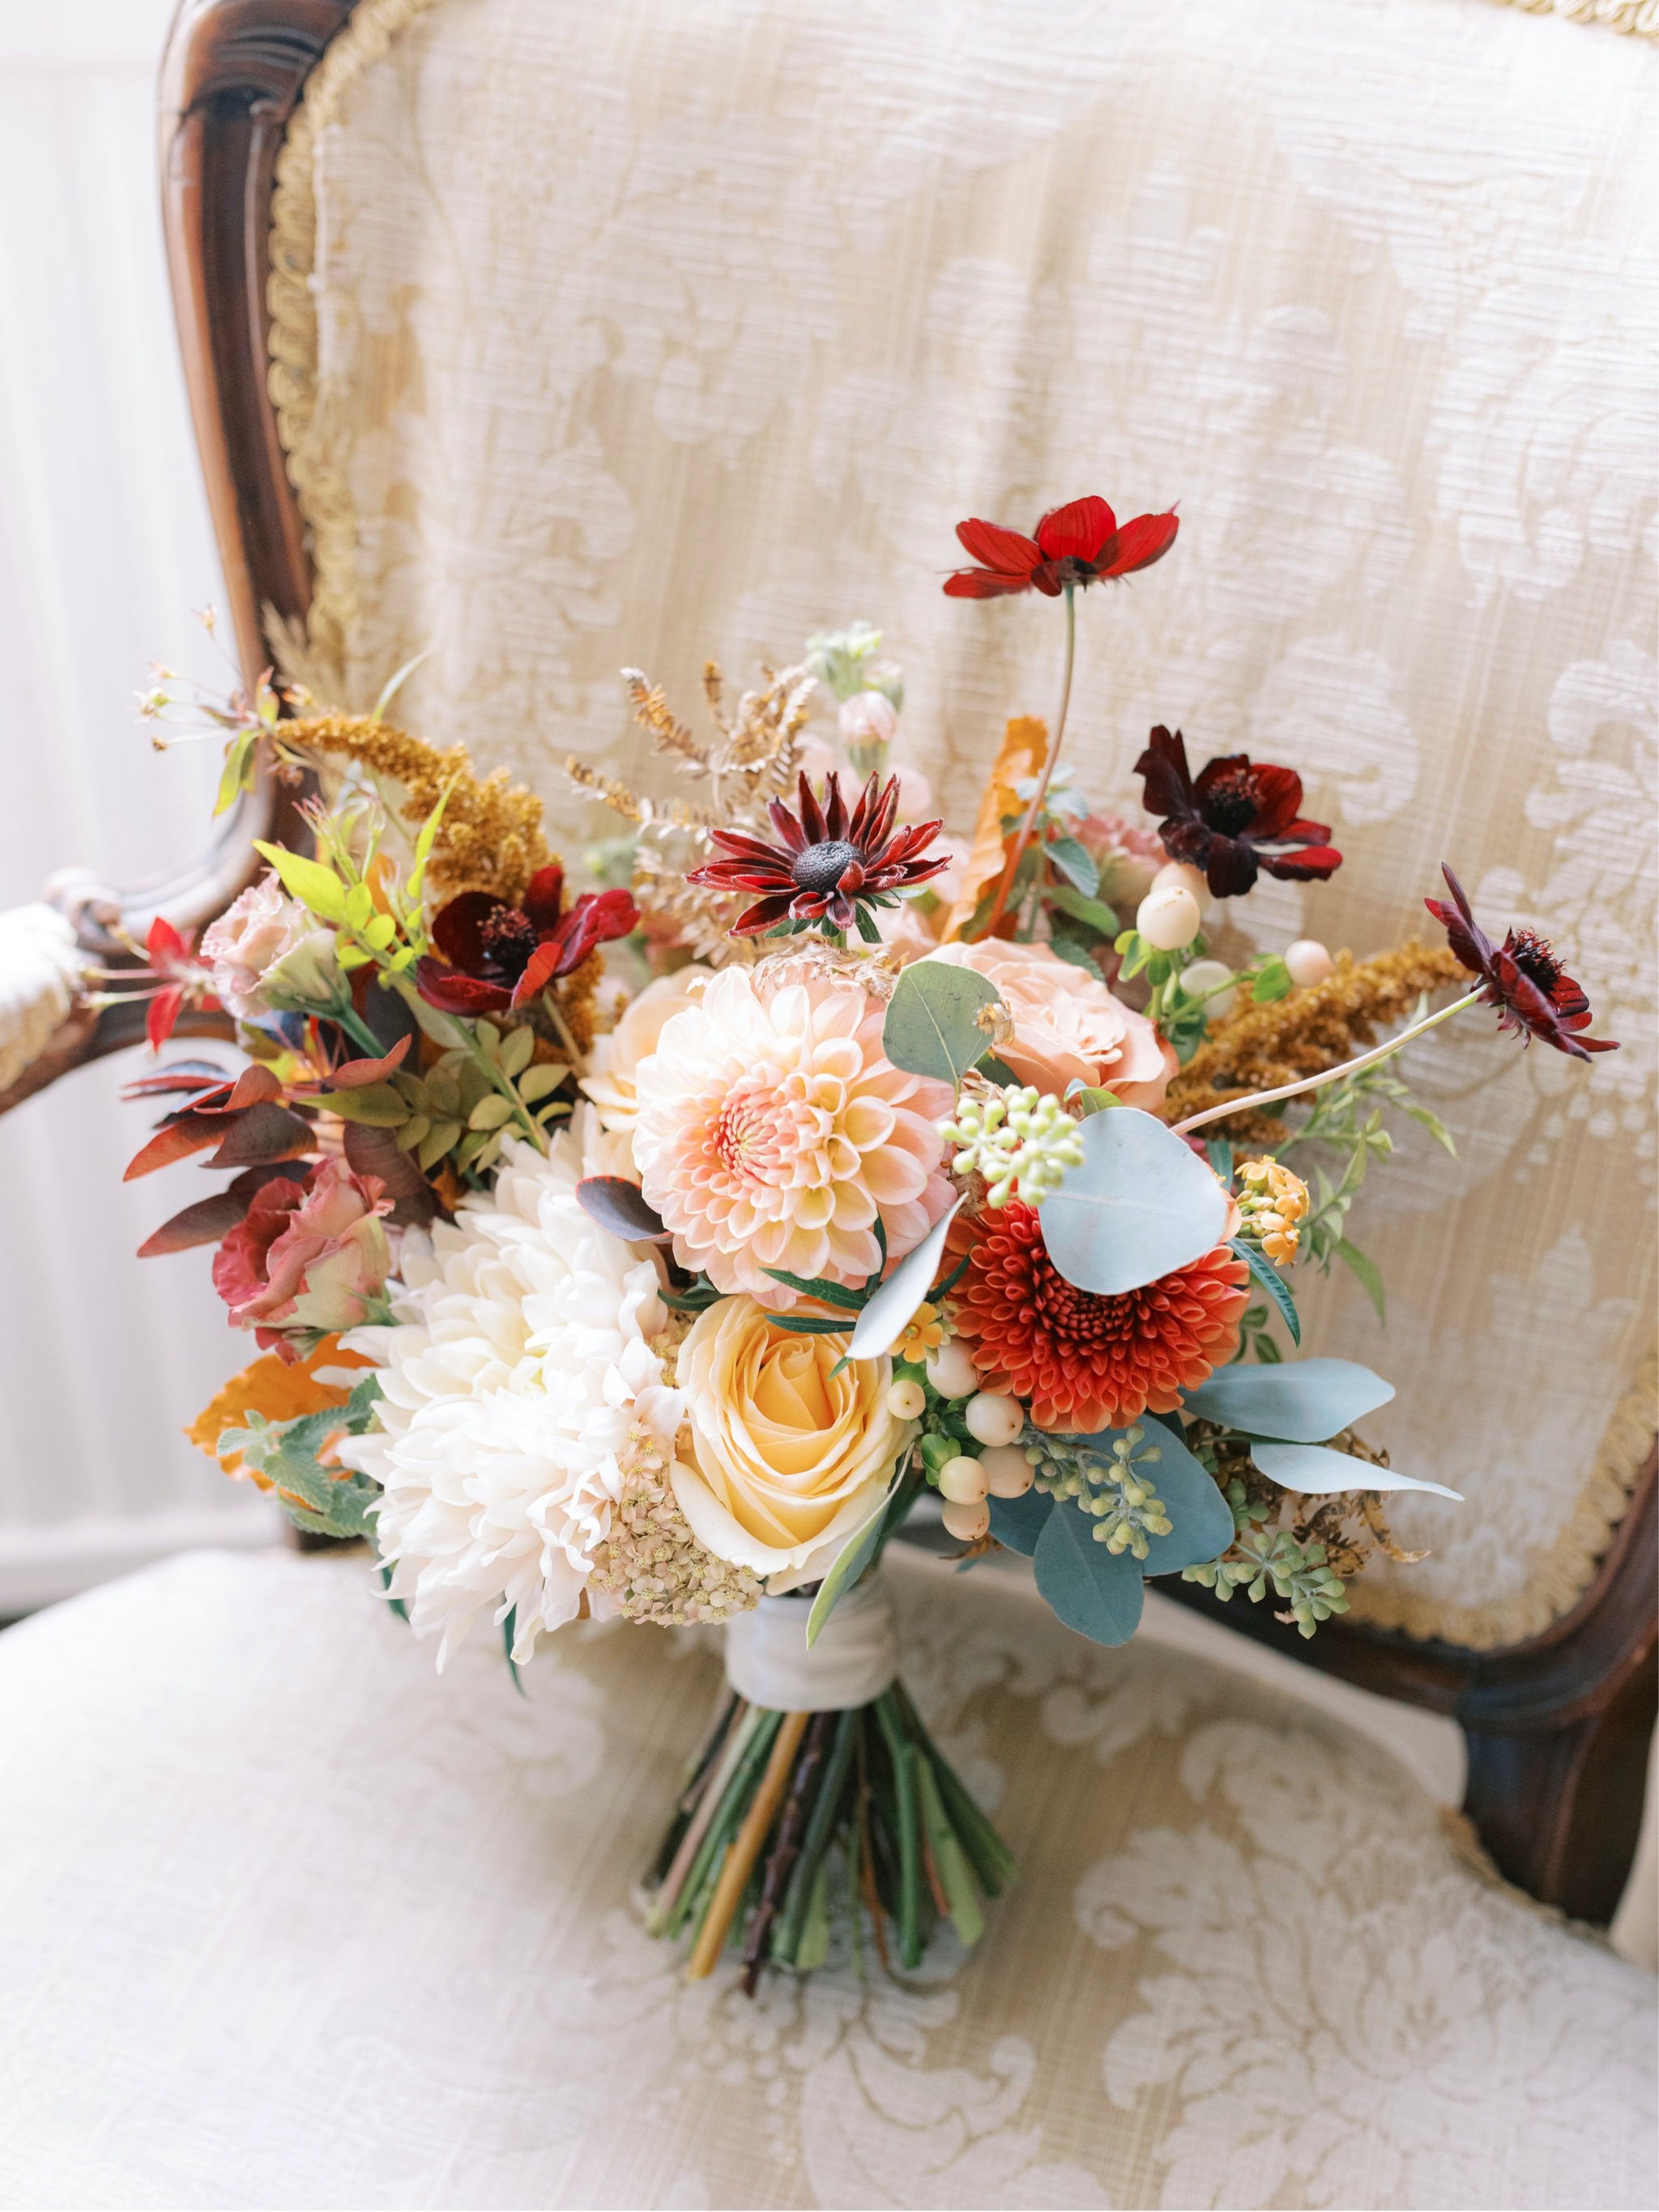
top-left (1164, 1450), bottom-right (1657, 1924)
top-left (3, 0), bottom-right (1652, 1926)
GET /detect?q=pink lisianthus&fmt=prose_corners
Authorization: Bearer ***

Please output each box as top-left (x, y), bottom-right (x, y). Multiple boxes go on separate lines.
top-left (922, 940), bottom-right (1176, 1108)
top-left (212, 1157), bottom-right (393, 1357)
top-left (1075, 813), bottom-right (1166, 914)
top-left (199, 872), bottom-right (312, 1022)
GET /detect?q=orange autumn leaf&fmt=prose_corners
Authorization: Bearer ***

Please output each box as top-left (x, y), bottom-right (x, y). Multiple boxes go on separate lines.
top-left (941, 715), bottom-right (1047, 941)
top-left (187, 1335), bottom-right (374, 1489)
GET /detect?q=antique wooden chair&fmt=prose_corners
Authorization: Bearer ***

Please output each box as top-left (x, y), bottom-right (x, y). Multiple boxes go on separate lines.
top-left (0, 2), bottom-right (1653, 2203)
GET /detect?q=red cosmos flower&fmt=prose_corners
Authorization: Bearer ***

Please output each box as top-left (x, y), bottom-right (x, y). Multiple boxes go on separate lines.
top-left (686, 769), bottom-right (949, 940)
top-left (944, 494), bottom-right (1179, 599)
top-left (1134, 726), bottom-right (1343, 899)
top-left (949, 1201), bottom-right (1249, 1433)
top-left (1425, 865), bottom-right (1618, 1061)
top-left (141, 916), bottom-right (219, 1050)
top-left (415, 866), bottom-right (638, 1015)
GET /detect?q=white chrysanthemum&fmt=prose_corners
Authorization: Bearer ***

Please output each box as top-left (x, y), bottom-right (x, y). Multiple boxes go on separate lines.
top-left (338, 1121), bottom-right (682, 1668)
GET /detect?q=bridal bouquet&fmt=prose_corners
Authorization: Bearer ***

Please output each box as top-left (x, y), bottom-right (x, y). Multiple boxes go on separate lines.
top-left (111, 496), bottom-right (1615, 1988)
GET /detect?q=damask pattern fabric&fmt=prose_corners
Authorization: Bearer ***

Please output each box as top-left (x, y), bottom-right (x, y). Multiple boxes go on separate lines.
top-left (267, 0), bottom-right (1657, 1642)
top-left (0, 1547), bottom-right (1652, 2210)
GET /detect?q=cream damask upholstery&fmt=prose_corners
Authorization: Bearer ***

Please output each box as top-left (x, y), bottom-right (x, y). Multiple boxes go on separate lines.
top-left (0, 1545), bottom-right (1652, 2210)
top-left (267, 0), bottom-right (1657, 1650)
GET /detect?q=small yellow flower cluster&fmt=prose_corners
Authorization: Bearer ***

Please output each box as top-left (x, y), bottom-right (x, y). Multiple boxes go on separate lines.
top-left (588, 1423), bottom-right (762, 1627)
top-left (1235, 1157), bottom-right (1310, 1265)
top-left (896, 1300), bottom-right (947, 1365)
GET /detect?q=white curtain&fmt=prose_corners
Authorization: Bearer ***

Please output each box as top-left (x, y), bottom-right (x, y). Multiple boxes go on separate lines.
top-left (0, 0), bottom-right (280, 1609)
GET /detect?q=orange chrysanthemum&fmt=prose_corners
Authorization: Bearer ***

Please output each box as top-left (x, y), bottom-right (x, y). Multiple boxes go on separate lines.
top-left (949, 1202), bottom-right (1248, 1434)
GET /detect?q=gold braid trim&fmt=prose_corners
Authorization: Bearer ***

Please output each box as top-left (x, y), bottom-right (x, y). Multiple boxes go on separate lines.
top-left (1482, 0), bottom-right (1657, 35)
top-left (267, 0), bottom-right (449, 697)
top-left (1349, 1356), bottom-right (1657, 1650)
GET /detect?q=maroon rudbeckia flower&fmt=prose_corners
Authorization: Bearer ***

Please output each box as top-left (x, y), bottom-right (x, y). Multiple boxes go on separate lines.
top-left (1134, 725), bottom-right (1343, 899)
top-left (944, 493), bottom-right (1179, 599)
top-left (686, 769), bottom-right (949, 940)
top-left (1425, 865), bottom-right (1618, 1061)
top-left (415, 865), bottom-right (638, 1015)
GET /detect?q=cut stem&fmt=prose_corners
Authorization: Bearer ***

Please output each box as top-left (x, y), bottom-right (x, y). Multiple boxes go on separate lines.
top-left (1171, 988), bottom-right (1482, 1138)
top-left (982, 583), bottom-right (1076, 937)
top-left (687, 1709), bottom-right (809, 1980)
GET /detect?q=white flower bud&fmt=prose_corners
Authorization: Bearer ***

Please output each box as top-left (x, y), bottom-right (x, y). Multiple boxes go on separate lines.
top-left (963, 1391), bottom-right (1023, 1448)
top-left (1285, 938), bottom-right (1333, 989)
top-left (1150, 859), bottom-right (1210, 911)
top-left (1136, 884), bottom-right (1202, 952)
top-left (938, 1454), bottom-right (989, 1503)
top-left (1180, 956), bottom-right (1235, 1023)
top-left (885, 1378), bottom-right (926, 1421)
top-left (940, 1497), bottom-right (991, 1542)
top-left (924, 1339), bottom-right (979, 1400)
top-left (979, 1445), bottom-right (1034, 1498)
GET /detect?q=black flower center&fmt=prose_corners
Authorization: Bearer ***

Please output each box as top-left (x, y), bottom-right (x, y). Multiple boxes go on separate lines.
top-left (1201, 769), bottom-right (1260, 837)
top-left (478, 906), bottom-right (539, 976)
top-left (1508, 927), bottom-right (1563, 996)
top-left (791, 839), bottom-right (859, 894)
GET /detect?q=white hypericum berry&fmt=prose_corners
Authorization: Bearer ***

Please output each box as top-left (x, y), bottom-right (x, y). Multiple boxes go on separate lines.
top-left (979, 1445), bottom-right (1034, 1498)
top-left (940, 1497), bottom-right (991, 1543)
top-left (963, 1391), bottom-right (1023, 1448)
top-left (925, 1339), bottom-right (979, 1400)
top-left (1136, 883), bottom-right (1202, 951)
top-left (1285, 937), bottom-right (1333, 988)
top-left (885, 1378), bottom-right (926, 1420)
top-left (1149, 859), bottom-right (1210, 911)
top-left (1179, 956), bottom-right (1235, 1023)
top-left (938, 1454), bottom-right (989, 1503)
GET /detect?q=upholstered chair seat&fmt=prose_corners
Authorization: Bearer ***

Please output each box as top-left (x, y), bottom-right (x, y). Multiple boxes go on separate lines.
top-left (0, 1544), bottom-right (1652, 2210)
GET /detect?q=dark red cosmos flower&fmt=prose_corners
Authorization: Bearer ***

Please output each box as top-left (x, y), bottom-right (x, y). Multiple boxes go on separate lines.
top-left (1425, 865), bottom-right (1618, 1061)
top-left (415, 866), bottom-right (638, 1014)
top-left (1134, 726), bottom-right (1343, 899)
top-left (944, 494), bottom-right (1179, 599)
top-left (686, 769), bottom-right (949, 939)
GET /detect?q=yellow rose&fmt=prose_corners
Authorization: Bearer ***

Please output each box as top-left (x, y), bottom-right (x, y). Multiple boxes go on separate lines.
top-left (672, 1296), bottom-right (912, 1582)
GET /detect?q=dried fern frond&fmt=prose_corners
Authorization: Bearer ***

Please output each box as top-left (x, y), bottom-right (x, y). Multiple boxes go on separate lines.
top-left (284, 712), bottom-right (551, 905)
top-left (1160, 940), bottom-right (1464, 1145)
top-left (621, 669), bottom-right (708, 772)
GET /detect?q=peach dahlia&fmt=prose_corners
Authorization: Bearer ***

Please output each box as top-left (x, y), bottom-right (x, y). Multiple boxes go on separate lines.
top-left (949, 1201), bottom-right (1249, 1433)
top-left (631, 964), bottom-right (954, 1302)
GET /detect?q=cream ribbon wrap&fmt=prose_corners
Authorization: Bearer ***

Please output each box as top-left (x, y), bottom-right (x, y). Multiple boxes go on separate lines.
top-left (723, 1573), bottom-right (898, 1712)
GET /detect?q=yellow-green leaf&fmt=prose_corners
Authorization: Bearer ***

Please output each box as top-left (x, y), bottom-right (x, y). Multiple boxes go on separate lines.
top-left (254, 841), bottom-right (348, 925)
top-left (417, 1118), bottom-right (463, 1169)
top-left (499, 1025), bottom-right (536, 1078)
top-left (467, 1094), bottom-right (514, 1131)
top-left (313, 1083), bottom-right (408, 1126)
top-left (518, 1062), bottom-right (568, 1103)
top-left (361, 913), bottom-right (397, 952)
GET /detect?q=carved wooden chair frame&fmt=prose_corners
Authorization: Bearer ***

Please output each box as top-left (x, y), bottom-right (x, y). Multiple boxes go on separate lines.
top-left (2, 0), bottom-right (1651, 1928)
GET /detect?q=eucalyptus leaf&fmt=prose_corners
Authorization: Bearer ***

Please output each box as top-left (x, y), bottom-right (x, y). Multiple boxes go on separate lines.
top-left (805, 1477), bottom-right (901, 1646)
top-left (574, 1175), bottom-right (672, 1245)
top-left (1252, 1440), bottom-right (1462, 1501)
top-left (987, 1485), bottom-right (1053, 1557)
top-left (847, 1197), bottom-right (963, 1362)
top-left (1126, 1424), bottom-right (1237, 1575)
top-left (1181, 1356), bottom-right (1395, 1441)
top-left (884, 961), bottom-right (998, 1083)
top-left (1039, 1108), bottom-right (1228, 1297)
top-left (1033, 1498), bottom-right (1145, 1646)
top-left (1048, 882), bottom-right (1119, 937)
top-left (1229, 1237), bottom-right (1302, 1346)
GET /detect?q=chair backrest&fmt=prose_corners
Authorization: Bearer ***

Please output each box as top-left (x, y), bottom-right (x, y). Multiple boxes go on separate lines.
top-left (153, 0), bottom-right (1654, 1706)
